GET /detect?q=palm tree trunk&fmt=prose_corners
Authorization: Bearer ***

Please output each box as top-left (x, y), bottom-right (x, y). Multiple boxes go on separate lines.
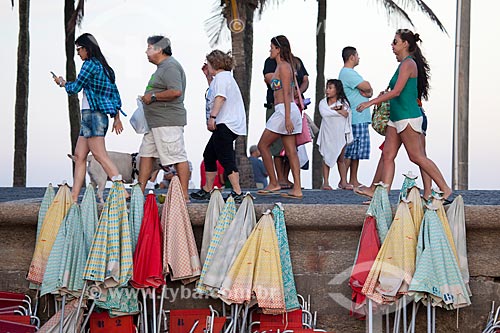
top-left (312, 0), bottom-right (326, 189)
top-left (13, 0), bottom-right (30, 187)
top-left (230, 2), bottom-right (256, 188)
top-left (64, 0), bottom-right (80, 156)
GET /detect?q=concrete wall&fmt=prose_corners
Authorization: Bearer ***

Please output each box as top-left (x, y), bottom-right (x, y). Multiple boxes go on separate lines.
top-left (0, 201), bottom-right (499, 332)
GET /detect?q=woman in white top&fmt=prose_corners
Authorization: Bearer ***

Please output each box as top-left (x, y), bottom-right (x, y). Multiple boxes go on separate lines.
top-left (317, 79), bottom-right (353, 190)
top-left (190, 50), bottom-right (247, 203)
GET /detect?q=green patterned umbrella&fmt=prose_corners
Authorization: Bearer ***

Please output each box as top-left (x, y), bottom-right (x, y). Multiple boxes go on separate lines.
top-left (196, 196), bottom-right (236, 294)
top-left (80, 184), bottom-right (98, 254)
top-left (409, 207), bottom-right (471, 309)
top-left (30, 183), bottom-right (55, 290)
top-left (200, 189), bottom-right (225, 265)
top-left (83, 181), bottom-right (133, 288)
top-left (40, 203), bottom-right (82, 297)
top-left (129, 184), bottom-right (144, 253)
top-left (366, 183), bottom-right (393, 243)
top-left (272, 203), bottom-right (300, 311)
top-left (399, 171), bottom-right (418, 201)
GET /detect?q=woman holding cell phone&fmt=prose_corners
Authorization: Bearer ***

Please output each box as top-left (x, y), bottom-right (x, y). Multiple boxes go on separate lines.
top-left (53, 33), bottom-right (124, 203)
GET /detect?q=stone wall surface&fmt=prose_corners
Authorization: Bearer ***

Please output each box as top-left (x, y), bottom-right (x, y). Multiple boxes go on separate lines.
top-left (0, 201), bottom-right (499, 332)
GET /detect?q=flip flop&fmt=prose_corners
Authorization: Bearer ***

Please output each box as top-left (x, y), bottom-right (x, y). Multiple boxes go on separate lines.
top-left (257, 189), bottom-right (280, 195)
top-left (280, 192), bottom-right (303, 199)
top-left (353, 186), bottom-right (373, 199)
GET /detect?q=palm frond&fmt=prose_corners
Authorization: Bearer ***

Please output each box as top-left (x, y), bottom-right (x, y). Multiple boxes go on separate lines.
top-left (379, 0), bottom-right (415, 27)
top-left (67, 0), bottom-right (85, 34)
top-left (412, 0), bottom-right (448, 34)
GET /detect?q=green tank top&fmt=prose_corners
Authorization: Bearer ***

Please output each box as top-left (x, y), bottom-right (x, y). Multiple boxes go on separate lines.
top-left (388, 57), bottom-right (422, 122)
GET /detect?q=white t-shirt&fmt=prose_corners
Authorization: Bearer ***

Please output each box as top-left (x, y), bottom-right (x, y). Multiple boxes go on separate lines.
top-left (206, 71), bottom-right (247, 136)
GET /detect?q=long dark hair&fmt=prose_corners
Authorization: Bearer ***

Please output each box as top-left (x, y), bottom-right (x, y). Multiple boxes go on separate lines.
top-left (326, 79), bottom-right (350, 107)
top-left (396, 29), bottom-right (430, 101)
top-left (271, 35), bottom-right (295, 71)
top-left (75, 33), bottom-right (116, 83)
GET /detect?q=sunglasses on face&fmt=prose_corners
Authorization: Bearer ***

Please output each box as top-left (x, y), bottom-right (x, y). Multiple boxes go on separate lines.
top-left (392, 39), bottom-right (399, 45)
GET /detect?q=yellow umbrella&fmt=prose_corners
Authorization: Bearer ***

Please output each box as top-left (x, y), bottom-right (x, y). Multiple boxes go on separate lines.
top-left (219, 212), bottom-right (285, 314)
top-left (406, 186), bottom-right (424, 233)
top-left (362, 199), bottom-right (417, 304)
top-left (27, 184), bottom-right (72, 285)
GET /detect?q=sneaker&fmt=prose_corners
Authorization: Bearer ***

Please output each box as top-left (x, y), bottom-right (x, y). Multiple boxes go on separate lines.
top-left (227, 191), bottom-right (244, 204)
top-left (190, 189), bottom-right (211, 201)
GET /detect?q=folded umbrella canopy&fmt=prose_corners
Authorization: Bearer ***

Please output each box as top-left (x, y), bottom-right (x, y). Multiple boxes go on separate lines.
top-left (29, 183), bottom-right (55, 292)
top-left (405, 186), bottom-right (424, 234)
top-left (272, 203), bottom-right (300, 311)
top-left (220, 212), bottom-right (286, 314)
top-left (200, 189), bottom-right (225, 265)
top-left (130, 191), bottom-right (165, 289)
top-left (409, 207), bottom-right (471, 310)
top-left (202, 194), bottom-right (256, 295)
top-left (366, 184), bottom-right (393, 244)
top-left (27, 184), bottom-right (73, 285)
top-left (129, 184), bottom-right (144, 254)
top-left (399, 172), bottom-right (418, 202)
top-left (432, 196), bottom-right (459, 262)
top-left (80, 184), bottom-right (99, 255)
top-left (446, 195), bottom-right (471, 296)
top-left (83, 181), bottom-right (133, 288)
top-left (38, 299), bottom-right (83, 333)
top-left (195, 196), bottom-right (236, 295)
top-left (362, 199), bottom-right (417, 304)
top-left (349, 216), bottom-right (381, 318)
top-left (161, 176), bottom-right (201, 283)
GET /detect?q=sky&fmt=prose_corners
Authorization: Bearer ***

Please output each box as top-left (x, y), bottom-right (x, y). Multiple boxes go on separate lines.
top-left (1, 0), bottom-right (499, 190)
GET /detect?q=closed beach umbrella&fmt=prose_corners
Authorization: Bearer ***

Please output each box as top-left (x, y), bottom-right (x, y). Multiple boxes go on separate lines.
top-left (220, 212), bottom-right (286, 314)
top-left (446, 195), bottom-right (471, 296)
top-left (40, 203), bottom-right (83, 297)
top-left (130, 192), bottom-right (165, 289)
top-left (80, 184), bottom-right (99, 254)
top-left (272, 203), bottom-right (300, 311)
top-left (409, 207), bottom-right (471, 309)
top-left (129, 184), bottom-right (144, 253)
top-left (200, 189), bottom-right (225, 265)
top-left (83, 181), bottom-right (133, 288)
top-left (161, 176), bottom-right (201, 283)
top-left (349, 215), bottom-right (381, 318)
top-left (366, 184), bottom-right (393, 243)
top-left (196, 196), bottom-right (236, 294)
top-left (27, 184), bottom-right (72, 285)
top-left (432, 196), bottom-right (459, 262)
top-left (202, 193), bottom-right (256, 294)
top-left (38, 299), bottom-right (83, 333)
top-left (362, 199), bottom-right (417, 304)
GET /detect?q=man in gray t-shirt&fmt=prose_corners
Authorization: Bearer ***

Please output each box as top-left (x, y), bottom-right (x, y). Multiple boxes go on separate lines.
top-left (138, 35), bottom-right (190, 201)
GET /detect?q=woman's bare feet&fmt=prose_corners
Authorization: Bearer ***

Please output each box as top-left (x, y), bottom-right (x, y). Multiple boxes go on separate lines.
top-left (353, 186), bottom-right (374, 199)
top-left (338, 182), bottom-right (354, 190)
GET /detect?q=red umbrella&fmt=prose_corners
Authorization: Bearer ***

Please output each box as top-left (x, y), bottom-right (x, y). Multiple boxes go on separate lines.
top-left (130, 192), bottom-right (165, 289)
top-left (349, 216), bottom-right (381, 319)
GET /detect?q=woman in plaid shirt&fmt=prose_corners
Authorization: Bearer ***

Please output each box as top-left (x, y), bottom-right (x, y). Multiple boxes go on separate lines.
top-left (54, 33), bottom-right (125, 203)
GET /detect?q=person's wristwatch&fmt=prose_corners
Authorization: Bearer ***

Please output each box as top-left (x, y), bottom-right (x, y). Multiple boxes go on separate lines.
top-left (210, 115), bottom-right (217, 119)
top-left (151, 92), bottom-right (157, 102)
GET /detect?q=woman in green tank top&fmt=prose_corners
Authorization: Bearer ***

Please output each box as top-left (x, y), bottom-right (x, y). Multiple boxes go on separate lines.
top-left (356, 29), bottom-right (452, 200)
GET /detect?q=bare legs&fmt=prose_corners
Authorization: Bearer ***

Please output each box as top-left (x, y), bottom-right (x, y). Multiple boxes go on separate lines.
top-left (139, 157), bottom-right (190, 201)
top-left (72, 136), bottom-right (120, 202)
top-left (258, 129), bottom-right (302, 196)
top-left (322, 147), bottom-right (348, 190)
top-left (345, 158), bottom-right (361, 187)
top-left (321, 161), bottom-right (332, 190)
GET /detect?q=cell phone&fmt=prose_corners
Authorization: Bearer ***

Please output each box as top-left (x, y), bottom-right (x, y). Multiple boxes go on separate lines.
top-left (50, 71), bottom-right (57, 78)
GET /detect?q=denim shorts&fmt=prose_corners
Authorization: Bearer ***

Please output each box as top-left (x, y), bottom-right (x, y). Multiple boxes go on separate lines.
top-left (79, 109), bottom-right (109, 138)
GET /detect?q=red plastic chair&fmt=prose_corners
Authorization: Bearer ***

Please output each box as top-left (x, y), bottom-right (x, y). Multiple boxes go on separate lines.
top-left (0, 319), bottom-right (36, 333)
top-left (252, 309), bottom-right (304, 332)
top-left (89, 311), bottom-right (136, 333)
top-left (168, 309), bottom-right (211, 333)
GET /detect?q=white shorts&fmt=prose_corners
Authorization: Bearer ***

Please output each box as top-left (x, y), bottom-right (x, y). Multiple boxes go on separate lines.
top-left (387, 117), bottom-right (423, 134)
top-left (139, 126), bottom-right (188, 166)
top-left (266, 103), bottom-right (302, 135)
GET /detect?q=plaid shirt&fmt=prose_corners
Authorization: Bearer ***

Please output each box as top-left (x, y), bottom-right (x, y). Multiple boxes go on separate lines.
top-left (65, 58), bottom-right (122, 116)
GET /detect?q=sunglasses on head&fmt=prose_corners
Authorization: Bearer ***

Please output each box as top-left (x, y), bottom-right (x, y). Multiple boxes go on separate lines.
top-left (273, 37), bottom-right (282, 48)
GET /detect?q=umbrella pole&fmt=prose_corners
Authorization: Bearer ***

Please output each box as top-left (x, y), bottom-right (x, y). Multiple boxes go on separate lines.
top-left (386, 307), bottom-right (390, 333)
top-left (410, 301), bottom-right (417, 333)
top-left (59, 294), bottom-right (66, 333)
top-left (432, 306), bottom-right (436, 333)
top-left (80, 299), bottom-right (97, 333)
top-left (393, 300), bottom-right (401, 333)
top-left (75, 281), bottom-right (87, 328)
top-left (368, 299), bottom-right (373, 333)
top-left (239, 303), bottom-right (249, 333)
top-left (142, 289), bottom-right (149, 333)
top-left (157, 285), bottom-right (166, 333)
top-left (33, 288), bottom-right (40, 316)
top-left (232, 304), bottom-right (239, 333)
top-left (427, 301), bottom-right (431, 333)
top-left (403, 295), bottom-right (407, 332)
top-left (152, 288), bottom-right (157, 333)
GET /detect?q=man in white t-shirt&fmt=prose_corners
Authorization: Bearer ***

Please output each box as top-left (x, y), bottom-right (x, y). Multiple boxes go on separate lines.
top-left (191, 50), bottom-right (247, 203)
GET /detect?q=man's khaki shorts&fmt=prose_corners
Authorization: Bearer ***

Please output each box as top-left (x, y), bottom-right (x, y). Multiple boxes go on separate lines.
top-left (139, 126), bottom-right (188, 166)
